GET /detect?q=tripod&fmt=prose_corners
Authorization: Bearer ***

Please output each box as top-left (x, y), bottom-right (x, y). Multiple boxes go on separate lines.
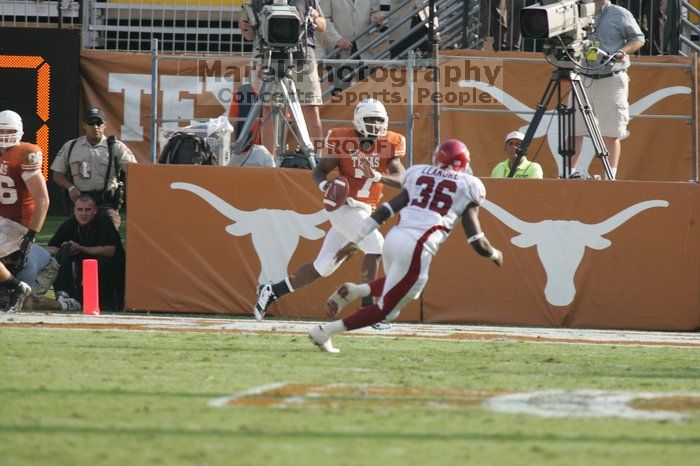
top-left (508, 68), bottom-right (613, 180)
top-left (231, 50), bottom-right (317, 168)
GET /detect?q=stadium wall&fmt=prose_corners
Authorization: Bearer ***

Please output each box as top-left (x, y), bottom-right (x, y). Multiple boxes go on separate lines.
top-left (125, 165), bottom-right (700, 331)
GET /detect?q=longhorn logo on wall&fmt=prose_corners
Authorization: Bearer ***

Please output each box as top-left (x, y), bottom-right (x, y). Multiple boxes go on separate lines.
top-left (481, 200), bottom-right (669, 306)
top-left (171, 182), bottom-right (329, 284)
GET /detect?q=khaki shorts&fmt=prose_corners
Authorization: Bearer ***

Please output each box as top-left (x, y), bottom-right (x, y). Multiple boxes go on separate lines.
top-left (574, 71), bottom-right (630, 139)
top-left (32, 257), bottom-right (59, 299)
top-left (253, 57), bottom-right (323, 106)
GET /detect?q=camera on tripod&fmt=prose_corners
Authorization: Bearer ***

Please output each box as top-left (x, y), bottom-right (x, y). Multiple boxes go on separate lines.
top-left (243, 0), bottom-right (308, 50)
top-left (234, 0), bottom-right (319, 168)
top-left (520, 0), bottom-right (596, 69)
top-left (508, 0), bottom-right (615, 180)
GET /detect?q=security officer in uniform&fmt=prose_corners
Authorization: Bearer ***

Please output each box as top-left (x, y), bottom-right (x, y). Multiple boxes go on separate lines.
top-left (51, 107), bottom-right (137, 228)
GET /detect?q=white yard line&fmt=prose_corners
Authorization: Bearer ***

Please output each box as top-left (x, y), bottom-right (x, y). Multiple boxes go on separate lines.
top-left (1, 312), bottom-right (699, 348)
top-left (208, 382), bottom-right (288, 407)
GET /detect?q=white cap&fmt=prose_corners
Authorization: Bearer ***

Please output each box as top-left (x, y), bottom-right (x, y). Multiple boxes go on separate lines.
top-left (505, 131), bottom-right (525, 143)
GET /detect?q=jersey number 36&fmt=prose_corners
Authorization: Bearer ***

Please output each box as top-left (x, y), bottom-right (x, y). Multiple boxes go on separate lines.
top-left (410, 176), bottom-right (456, 215)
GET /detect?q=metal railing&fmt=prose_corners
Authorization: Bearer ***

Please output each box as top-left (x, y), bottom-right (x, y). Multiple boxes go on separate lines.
top-left (479, 0), bottom-right (689, 56)
top-left (2, 0), bottom-right (700, 57)
top-left (82, 0), bottom-right (245, 52)
top-left (680, 0), bottom-right (700, 55)
top-left (0, 0), bottom-right (81, 28)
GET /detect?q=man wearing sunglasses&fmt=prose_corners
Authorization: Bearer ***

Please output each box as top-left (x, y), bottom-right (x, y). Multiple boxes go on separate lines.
top-left (51, 107), bottom-right (137, 228)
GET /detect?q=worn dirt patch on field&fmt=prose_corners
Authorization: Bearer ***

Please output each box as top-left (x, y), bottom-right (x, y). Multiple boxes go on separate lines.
top-left (208, 383), bottom-right (504, 409)
top-left (630, 396), bottom-right (700, 412)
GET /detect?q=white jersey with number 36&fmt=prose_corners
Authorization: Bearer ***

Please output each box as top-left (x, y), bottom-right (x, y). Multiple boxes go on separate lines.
top-left (398, 164), bottom-right (486, 255)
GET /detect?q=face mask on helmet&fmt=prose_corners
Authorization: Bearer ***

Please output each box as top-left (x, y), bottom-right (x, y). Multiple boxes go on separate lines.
top-left (0, 110), bottom-right (23, 148)
top-left (353, 100), bottom-right (388, 139)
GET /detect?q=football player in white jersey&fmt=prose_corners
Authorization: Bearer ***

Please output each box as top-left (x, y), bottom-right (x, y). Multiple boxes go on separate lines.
top-left (308, 139), bottom-right (504, 352)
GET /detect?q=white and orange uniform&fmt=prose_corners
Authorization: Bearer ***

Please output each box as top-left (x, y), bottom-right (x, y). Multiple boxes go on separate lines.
top-left (0, 142), bottom-right (51, 295)
top-left (0, 142), bottom-right (42, 227)
top-left (313, 128), bottom-right (406, 276)
top-left (374, 164), bottom-right (485, 321)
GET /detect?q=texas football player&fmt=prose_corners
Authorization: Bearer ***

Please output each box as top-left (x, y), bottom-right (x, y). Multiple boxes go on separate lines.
top-left (0, 110), bottom-right (50, 313)
top-left (253, 99), bottom-right (406, 322)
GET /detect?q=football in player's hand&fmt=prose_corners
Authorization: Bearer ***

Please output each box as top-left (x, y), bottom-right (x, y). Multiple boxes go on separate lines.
top-left (323, 176), bottom-right (350, 212)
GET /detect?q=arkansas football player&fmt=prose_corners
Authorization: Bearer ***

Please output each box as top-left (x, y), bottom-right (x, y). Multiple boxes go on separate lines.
top-left (308, 139), bottom-right (503, 352)
top-left (254, 99), bottom-right (406, 324)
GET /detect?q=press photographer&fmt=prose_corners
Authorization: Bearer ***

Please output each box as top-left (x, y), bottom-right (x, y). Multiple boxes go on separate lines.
top-left (238, 0), bottom-right (326, 153)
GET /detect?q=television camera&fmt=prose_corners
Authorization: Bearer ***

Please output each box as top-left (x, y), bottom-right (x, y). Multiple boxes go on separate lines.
top-left (232, 0), bottom-right (319, 168)
top-left (243, 0), bottom-right (312, 51)
top-left (520, 0), bottom-right (596, 69)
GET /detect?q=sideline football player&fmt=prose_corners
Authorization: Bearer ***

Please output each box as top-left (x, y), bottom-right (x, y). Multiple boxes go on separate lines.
top-left (0, 110), bottom-right (50, 313)
top-left (309, 139), bottom-right (503, 352)
top-left (253, 99), bottom-right (406, 326)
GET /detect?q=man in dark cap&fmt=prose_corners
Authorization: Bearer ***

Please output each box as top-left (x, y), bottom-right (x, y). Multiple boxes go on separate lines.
top-left (51, 107), bottom-right (137, 228)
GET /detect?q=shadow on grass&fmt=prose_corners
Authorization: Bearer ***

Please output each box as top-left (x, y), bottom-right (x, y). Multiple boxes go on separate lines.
top-left (0, 424), bottom-right (698, 445)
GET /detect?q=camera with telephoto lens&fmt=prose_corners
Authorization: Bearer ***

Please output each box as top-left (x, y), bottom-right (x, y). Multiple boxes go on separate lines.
top-left (520, 0), bottom-right (596, 69)
top-left (243, 0), bottom-right (306, 50)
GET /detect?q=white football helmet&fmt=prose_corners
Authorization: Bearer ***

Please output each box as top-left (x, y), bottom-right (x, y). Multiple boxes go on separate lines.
top-left (353, 99), bottom-right (388, 138)
top-left (0, 110), bottom-right (23, 148)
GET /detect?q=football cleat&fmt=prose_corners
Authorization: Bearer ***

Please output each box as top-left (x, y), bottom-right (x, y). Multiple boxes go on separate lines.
top-left (371, 320), bottom-right (392, 331)
top-left (308, 325), bottom-right (340, 353)
top-left (4, 281), bottom-right (31, 314)
top-left (253, 283), bottom-right (276, 321)
top-left (57, 292), bottom-right (82, 312)
top-left (325, 282), bottom-right (366, 317)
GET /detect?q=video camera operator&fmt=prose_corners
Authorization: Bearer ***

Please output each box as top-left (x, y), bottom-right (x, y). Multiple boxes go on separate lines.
top-left (239, 0), bottom-right (326, 154)
top-left (570, 0), bottom-right (644, 180)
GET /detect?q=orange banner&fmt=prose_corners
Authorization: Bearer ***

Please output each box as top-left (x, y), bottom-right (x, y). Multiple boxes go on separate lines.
top-left (81, 49), bottom-right (696, 181)
top-left (125, 165), bottom-right (700, 331)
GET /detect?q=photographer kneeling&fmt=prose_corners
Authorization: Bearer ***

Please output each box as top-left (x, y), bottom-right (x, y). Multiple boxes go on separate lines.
top-left (51, 107), bottom-right (137, 228)
top-left (47, 195), bottom-right (126, 311)
top-left (239, 0), bottom-right (326, 153)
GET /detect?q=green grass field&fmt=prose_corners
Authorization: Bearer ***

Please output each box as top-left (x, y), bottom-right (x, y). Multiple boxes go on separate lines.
top-left (1, 326), bottom-right (699, 466)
